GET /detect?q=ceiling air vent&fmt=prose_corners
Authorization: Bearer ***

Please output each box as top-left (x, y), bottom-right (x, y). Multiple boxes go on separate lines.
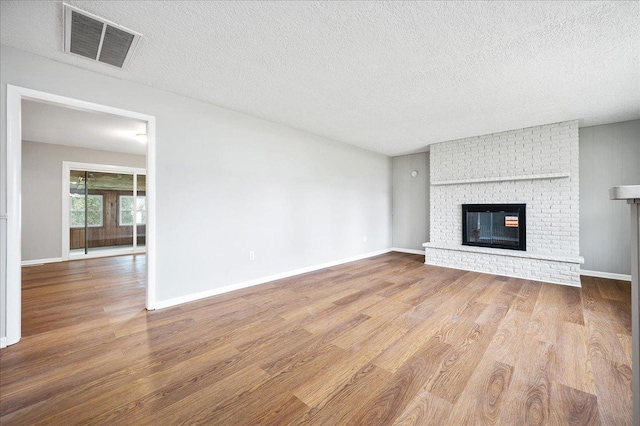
top-left (63, 3), bottom-right (141, 69)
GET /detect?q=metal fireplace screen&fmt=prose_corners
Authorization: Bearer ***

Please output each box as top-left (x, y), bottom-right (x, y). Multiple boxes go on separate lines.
top-left (462, 204), bottom-right (526, 251)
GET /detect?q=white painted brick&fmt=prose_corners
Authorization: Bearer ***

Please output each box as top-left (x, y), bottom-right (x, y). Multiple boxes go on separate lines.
top-left (428, 120), bottom-right (580, 286)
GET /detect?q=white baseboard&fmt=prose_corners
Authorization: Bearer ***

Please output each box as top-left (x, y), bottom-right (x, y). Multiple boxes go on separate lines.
top-left (392, 247), bottom-right (425, 255)
top-left (21, 257), bottom-right (63, 267)
top-left (154, 248), bottom-right (393, 309)
top-left (0, 337), bottom-right (7, 349)
top-left (580, 269), bottom-right (632, 282)
top-left (68, 248), bottom-right (146, 261)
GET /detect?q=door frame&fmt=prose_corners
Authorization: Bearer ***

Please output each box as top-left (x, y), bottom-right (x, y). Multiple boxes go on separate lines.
top-left (5, 84), bottom-right (157, 347)
top-left (62, 162), bottom-right (147, 260)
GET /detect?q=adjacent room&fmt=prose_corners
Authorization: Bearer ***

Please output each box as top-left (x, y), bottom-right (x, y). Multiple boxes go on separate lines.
top-left (1, 1), bottom-right (638, 425)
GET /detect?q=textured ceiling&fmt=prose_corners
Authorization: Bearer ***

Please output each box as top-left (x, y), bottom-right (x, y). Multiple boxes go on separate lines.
top-left (2, 1), bottom-right (638, 156)
top-left (22, 100), bottom-right (147, 155)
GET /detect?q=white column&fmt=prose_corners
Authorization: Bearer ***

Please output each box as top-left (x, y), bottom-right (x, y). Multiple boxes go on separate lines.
top-left (610, 185), bottom-right (640, 425)
top-left (631, 200), bottom-right (639, 426)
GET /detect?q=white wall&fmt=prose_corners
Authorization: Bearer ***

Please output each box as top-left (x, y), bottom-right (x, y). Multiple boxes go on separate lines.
top-left (580, 120), bottom-right (640, 276)
top-left (21, 140), bottom-right (146, 262)
top-left (0, 45), bottom-right (392, 340)
top-left (392, 152), bottom-right (429, 251)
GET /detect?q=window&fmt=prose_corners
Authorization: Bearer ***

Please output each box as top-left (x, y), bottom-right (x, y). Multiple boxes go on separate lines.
top-left (119, 195), bottom-right (146, 226)
top-left (70, 194), bottom-right (104, 228)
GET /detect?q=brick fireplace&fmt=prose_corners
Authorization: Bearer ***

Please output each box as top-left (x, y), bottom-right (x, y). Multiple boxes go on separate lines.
top-left (423, 120), bottom-right (584, 286)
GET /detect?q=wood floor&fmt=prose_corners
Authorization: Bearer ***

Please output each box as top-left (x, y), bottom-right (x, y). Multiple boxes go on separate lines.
top-left (0, 253), bottom-right (632, 425)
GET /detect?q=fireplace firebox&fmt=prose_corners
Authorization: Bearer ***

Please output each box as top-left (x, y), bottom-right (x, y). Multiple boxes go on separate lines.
top-left (462, 204), bottom-right (526, 251)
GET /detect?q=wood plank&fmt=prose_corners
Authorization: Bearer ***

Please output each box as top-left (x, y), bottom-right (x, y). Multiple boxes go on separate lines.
top-left (560, 284), bottom-right (585, 325)
top-left (497, 340), bottom-right (558, 425)
top-left (348, 338), bottom-right (452, 425)
top-left (484, 308), bottom-right (530, 366)
top-left (292, 353), bottom-right (371, 407)
top-left (445, 359), bottom-right (514, 425)
top-left (552, 383), bottom-right (601, 426)
top-left (193, 345), bottom-right (346, 425)
top-left (1, 253), bottom-right (632, 424)
top-left (292, 363), bottom-right (392, 425)
top-left (138, 364), bottom-right (272, 425)
top-left (21, 343), bottom-right (241, 425)
top-left (391, 390), bottom-right (452, 426)
top-left (618, 333), bottom-right (633, 366)
top-left (596, 277), bottom-right (630, 302)
top-left (426, 303), bottom-right (508, 404)
top-left (584, 307), bottom-right (633, 425)
top-left (526, 283), bottom-right (565, 344)
top-left (555, 322), bottom-right (597, 395)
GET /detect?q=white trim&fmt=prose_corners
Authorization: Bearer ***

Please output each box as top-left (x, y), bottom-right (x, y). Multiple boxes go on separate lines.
top-left (155, 249), bottom-right (393, 309)
top-left (0, 337), bottom-right (7, 349)
top-left (580, 269), bottom-right (632, 282)
top-left (64, 162), bottom-right (146, 175)
top-left (61, 165), bottom-right (68, 259)
top-left (21, 257), bottom-right (63, 267)
top-left (391, 248), bottom-right (425, 255)
top-left (5, 84), bottom-right (157, 348)
top-left (423, 261), bottom-right (582, 288)
top-left (145, 117), bottom-right (156, 310)
top-left (6, 85), bottom-right (22, 346)
top-left (132, 174), bottom-right (137, 250)
top-left (69, 247), bottom-right (145, 260)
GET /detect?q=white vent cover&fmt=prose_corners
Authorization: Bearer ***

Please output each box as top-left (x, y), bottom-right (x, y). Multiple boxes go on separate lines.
top-left (63, 3), bottom-right (141, 69)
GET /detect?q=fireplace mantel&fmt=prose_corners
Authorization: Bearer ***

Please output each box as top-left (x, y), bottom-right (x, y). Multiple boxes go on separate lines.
top-left (431, 172), bottom-right (570, 186)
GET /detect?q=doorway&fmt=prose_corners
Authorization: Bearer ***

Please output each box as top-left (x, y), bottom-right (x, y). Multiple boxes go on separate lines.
top-left (5, 85), bottom-right (157, 347)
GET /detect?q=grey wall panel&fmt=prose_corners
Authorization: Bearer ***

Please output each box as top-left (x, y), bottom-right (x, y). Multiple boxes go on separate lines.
top-left (392, 152), bottom-right (429, 250)
top-left (21, 141), bottom-right (146, 262)
top-left (580, 120), bottom-right (640, 275)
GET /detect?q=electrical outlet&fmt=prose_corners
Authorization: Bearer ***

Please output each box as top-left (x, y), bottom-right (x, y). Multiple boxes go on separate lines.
top-left (249, 251), bottom-right (255, 261)
top-left (363, 235), bottom-right (367, 242)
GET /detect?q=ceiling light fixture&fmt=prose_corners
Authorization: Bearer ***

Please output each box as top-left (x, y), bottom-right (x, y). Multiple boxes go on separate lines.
top-left (136, 133), bottom-right (147, 143)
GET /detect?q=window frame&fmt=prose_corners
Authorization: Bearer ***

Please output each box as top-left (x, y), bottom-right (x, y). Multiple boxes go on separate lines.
top-left (69, 193), bottom-right (104, 228)
top-left (119, 194), bottom-right (146, 226)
